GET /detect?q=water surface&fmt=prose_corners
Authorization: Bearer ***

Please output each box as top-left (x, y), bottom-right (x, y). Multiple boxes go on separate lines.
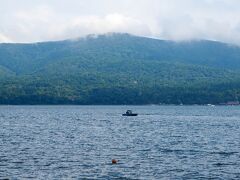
top-left (0, 105), bottom-right (240, 179)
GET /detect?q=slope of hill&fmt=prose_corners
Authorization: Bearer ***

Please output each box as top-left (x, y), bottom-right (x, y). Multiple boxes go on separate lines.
top-left (0, 65), bottom-right (14, 79)
top-left (0, 33), bottom-right (240, 104)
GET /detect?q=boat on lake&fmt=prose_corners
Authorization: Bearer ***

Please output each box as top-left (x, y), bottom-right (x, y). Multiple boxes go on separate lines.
top-left (122, 110), bottom-right (138, 116)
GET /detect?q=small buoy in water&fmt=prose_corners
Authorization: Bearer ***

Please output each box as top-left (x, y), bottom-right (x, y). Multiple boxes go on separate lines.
top-left (112, 159), bottom-right (118, 164)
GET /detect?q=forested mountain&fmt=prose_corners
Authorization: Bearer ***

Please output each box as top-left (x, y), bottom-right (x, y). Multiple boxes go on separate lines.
top-left (1, 33), bottom-right (240, 104)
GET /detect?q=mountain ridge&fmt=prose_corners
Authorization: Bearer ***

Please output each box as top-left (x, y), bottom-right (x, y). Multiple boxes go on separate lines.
top-left (1, 33), bottom-right (239, 47)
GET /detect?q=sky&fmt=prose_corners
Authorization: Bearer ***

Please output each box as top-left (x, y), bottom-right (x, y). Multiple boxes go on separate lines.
top-left (1, 0), bottom-right (240, 44)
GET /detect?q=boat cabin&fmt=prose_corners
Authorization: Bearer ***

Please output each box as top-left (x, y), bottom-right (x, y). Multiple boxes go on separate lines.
top-left (126, 110), bottom-right (133, 114)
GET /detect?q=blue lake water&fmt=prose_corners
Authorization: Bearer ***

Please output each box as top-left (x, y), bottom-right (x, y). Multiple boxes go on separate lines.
top-left (0, 105), bottom-right (240, 179)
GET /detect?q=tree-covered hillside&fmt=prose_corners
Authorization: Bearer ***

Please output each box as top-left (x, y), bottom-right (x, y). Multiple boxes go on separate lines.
top-left (0, 33), bottom-right (240, 104)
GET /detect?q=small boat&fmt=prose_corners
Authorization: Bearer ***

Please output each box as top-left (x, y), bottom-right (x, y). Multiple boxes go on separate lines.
top-left (122, 110), bottom-right (138, 116)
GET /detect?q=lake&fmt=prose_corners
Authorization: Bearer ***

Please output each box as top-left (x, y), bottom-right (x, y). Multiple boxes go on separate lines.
top-left (0, 105), bottom-right (240, 179)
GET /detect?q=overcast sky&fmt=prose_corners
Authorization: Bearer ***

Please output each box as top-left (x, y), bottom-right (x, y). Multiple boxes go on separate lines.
top-left (1, 0), bottom-right (240, 44)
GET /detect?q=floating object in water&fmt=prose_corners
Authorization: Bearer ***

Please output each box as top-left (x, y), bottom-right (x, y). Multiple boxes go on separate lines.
top-left (122, 110), bottom-right (138, 116)
top-left (112, 159), bottom-right (118, 164)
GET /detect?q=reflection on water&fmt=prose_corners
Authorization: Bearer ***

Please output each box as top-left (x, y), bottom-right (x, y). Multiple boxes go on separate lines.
top-left (0, 105), bottom-right (240, 179)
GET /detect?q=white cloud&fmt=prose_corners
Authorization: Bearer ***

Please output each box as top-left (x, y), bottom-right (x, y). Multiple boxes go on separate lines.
top-left (1, 0), bottom-right (240, 44)
top-left (57, 14), bottom-right (151, 40)
top-left (0, 34), bottom-right (12, 43)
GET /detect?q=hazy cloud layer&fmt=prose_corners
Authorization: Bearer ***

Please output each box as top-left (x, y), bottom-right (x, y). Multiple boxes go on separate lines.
top-left (1, 0), bottom-right (240, 44)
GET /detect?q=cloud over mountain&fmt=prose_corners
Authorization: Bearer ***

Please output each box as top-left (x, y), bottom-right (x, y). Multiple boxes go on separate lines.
top-left (1, 0), bottom-right (240, 44)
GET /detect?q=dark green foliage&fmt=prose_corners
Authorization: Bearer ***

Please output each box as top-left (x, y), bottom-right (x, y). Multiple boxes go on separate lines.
top-left (0, 33), bottom-right (240, 104)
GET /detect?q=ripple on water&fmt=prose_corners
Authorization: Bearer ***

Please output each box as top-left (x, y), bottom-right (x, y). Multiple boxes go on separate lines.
top-left (0, 105), bottom-right (240, 179)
